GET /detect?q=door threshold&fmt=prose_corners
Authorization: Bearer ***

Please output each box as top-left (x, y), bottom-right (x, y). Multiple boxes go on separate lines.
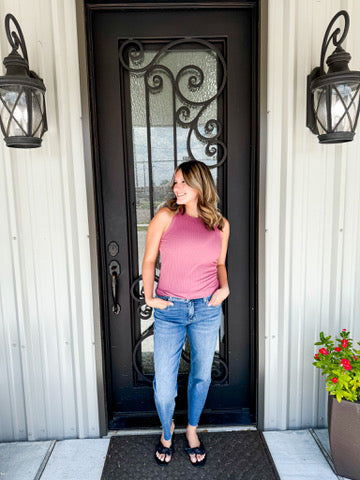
top-left (104, 424), bottom-right (257, 438)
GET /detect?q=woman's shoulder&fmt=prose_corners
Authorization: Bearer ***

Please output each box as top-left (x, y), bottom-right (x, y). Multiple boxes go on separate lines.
top-left (219, 216), bottom-right (230, 235)
top-left (222, 216), bottom-right (229, 228)
top-left (151, 207), bottom-right (176, 231)
top-left (154, 206), bottom-right (176, 221)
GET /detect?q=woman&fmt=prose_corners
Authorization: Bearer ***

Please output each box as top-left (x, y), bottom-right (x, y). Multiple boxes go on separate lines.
top-left (142, 160), bottom-right (230, 467)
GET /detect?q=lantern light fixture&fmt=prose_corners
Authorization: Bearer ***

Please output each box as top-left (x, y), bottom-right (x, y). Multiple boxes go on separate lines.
top-left (0, 14), bottom-right (47, 148)
top-left (307, 10), bottom-right (360, 144)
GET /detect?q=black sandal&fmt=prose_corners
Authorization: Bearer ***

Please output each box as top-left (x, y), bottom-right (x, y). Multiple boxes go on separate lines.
top-left (154, 437), bottom-right (174, 466)
top-left (184, 439), bottom-right (207, 467)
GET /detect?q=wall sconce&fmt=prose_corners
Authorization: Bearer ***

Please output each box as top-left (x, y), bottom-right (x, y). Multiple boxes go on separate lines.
top-left (307, 10), bottom-right (360, 144)
top-left (0, 14), bottom-right (47, 148)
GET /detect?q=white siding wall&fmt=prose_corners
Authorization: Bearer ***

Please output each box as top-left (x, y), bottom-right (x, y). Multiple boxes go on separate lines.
top-left (1, 0), bottom-right (360, 441)
top-left (0, 0), bottom-right (99, 440)
top-left (264, 0), bottom-right (360, 429)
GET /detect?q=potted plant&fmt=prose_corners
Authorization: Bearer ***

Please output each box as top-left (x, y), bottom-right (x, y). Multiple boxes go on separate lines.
top-left (313, 329), bottom-right (360, 480)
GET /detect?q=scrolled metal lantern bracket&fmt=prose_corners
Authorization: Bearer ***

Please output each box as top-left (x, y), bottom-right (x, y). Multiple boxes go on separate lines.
top-left (0, 14), bottom-right (47, 148)
top-left (307, 10), bottom-right (360, 144)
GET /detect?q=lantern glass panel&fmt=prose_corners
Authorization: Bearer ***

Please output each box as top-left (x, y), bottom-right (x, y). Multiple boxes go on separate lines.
top-left (0, 85), bottom-right (45, 138)
top-left (314, 82), bottom-right (360, 135)
top-left (313, 87), bottom-right (327, 134)
top-left (31, 89), bottom-right (45, 136)
top-left (333, 82), bottom-right (360, 132)
top-left (0, 85), bottom-right (27, 136)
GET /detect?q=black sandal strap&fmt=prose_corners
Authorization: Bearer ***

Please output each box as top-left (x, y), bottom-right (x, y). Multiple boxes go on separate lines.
top-left (156, 442), bottom-right (173, 456)
top-left (185, 441), bottom-right (205, 456)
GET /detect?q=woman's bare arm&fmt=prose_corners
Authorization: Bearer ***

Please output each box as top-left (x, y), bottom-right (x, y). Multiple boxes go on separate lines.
top-left (208, 219), bottom-right (230, 306)
top-left (142, 208), bottom-right (174, 309)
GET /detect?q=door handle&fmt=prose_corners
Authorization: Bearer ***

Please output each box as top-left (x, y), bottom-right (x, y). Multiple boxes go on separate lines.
top-left (109, 260), bottom-right (121, 314)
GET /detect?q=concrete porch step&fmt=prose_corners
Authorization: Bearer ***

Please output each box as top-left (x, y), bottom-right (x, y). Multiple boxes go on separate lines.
top-left (0, 429), bottom-right (350, 480)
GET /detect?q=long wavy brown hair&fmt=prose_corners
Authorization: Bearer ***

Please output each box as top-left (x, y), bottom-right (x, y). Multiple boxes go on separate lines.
top-left (166, 160), bottom-right (225, 231)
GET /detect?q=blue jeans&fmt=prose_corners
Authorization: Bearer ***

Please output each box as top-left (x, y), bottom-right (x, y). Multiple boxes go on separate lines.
top-left (153, 294), bottom-right (221, 441)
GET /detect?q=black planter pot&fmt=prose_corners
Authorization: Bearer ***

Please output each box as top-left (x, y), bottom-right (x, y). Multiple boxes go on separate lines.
top-left (328, 394), bottom-right (360, 480)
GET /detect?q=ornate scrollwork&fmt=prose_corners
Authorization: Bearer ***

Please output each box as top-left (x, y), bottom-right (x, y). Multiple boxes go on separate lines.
top-left (132, 323), bottom-right (154, 384)
top-left (5, 14), bottom-right (29, 64)
top-left (130, 274), bottom-right (159, 320)
top-left (319, 10), bottom-right (349, 75)
top-left (119, 37), bottom-right (227, 168)
top-left (211, 354), bottom-right (229, 384)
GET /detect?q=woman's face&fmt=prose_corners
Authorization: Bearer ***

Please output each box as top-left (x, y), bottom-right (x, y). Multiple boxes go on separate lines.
top-left (173, 170), bottom-right (199, 206)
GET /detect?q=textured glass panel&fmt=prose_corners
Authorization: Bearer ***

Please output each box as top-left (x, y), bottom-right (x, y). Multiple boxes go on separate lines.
top-left (127, 42), bottom-right (224, 377)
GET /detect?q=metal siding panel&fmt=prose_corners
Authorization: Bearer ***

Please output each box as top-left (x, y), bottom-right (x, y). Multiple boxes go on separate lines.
top-left (0, 0), bottom-right (99, 441)
top-left (0, 151), bottom-right (27, 441)
top-left (265, 0), bottom-right (360, 429)
top-left (264, 0), bottom-right (285, 431)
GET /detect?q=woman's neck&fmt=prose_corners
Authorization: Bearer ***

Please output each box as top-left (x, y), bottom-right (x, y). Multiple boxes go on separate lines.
top-left (184, 203), bottom-right (199, 218)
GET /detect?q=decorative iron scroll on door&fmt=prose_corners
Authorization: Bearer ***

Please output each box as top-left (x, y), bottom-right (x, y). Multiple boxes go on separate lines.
top-left (119, 38), bottom-right (227, 169)
top-left (121, 37), bottom-right (228, 385)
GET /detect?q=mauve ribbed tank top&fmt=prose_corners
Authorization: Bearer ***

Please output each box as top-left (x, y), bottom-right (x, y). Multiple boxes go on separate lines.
top-left (156, 212), bottom-right (222, 299)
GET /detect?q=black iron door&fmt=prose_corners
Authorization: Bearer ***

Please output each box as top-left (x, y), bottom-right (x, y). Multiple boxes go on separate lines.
top-left (86, 2), bottom-right (258, 429)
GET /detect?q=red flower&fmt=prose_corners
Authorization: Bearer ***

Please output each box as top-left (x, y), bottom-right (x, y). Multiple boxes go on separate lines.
top-left (331, 378), bottom-right (338, 383)
top-left (354, 356), bottom-right (358, 361)
top-left (314, 354), bottom-right (319, 360)
top-left (342, 329), bottom-right (347, 332)
top-left (342, 339), bottom-right (348, 348)
top-left (335, 347), bottom-right (342, 352)
top-left (341, 358), bottom-right (352, 370)
top-left (319, 348), bottom-right (329, 355)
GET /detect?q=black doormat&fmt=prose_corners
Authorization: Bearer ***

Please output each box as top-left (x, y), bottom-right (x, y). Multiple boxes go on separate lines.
top-left (101, 430), bottom-right (280, 480)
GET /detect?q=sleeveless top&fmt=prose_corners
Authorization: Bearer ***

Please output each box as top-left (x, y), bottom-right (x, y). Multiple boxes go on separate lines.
top-left (156, 212), bottom-right (222, 299)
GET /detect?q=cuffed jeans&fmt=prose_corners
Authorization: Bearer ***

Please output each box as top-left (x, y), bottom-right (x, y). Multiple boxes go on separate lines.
top-left (153, 294), bottom-right (221, 441)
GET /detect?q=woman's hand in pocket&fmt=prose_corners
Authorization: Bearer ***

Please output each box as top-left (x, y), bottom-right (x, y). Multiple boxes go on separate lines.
top-left (145, 297), bottom-right (174, 309)
top-left (208, 286), bottom-right (230, 306)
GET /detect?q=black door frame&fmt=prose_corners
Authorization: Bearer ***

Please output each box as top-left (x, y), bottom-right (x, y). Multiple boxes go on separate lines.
top-left (79, 0), bottom-right (264, 434)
